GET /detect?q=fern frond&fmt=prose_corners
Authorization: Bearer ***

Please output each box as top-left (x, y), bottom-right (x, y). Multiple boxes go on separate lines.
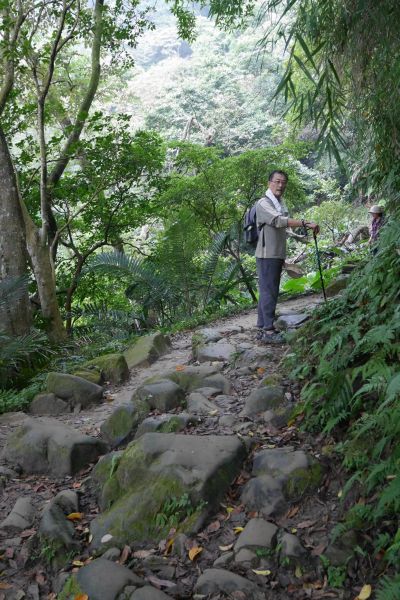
top-left (376, 575), bottom-right (400, 600)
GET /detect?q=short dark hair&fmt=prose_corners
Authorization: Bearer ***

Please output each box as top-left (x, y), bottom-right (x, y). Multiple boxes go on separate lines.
top-left (269, 170), bottom-right (288, 182)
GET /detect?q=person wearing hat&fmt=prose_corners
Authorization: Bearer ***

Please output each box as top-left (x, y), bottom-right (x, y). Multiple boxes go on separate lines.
top-left (368, 205), bottom-right (384, 252)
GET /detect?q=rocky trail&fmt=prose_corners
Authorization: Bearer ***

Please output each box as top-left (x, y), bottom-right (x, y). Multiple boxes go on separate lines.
top-left (0, 295), bottom-right (364, 600)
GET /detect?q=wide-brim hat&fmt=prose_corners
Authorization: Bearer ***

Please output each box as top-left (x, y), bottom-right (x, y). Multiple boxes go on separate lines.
top-left (368, 205), bottom-right (383, 214)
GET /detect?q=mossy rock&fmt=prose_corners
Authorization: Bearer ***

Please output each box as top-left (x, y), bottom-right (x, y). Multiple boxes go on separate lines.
top-left (124, 333), bottom-right (170, 369)
top-left (72, 369), bottom-right (102, 385)
top-left (259, 374), bottom-right (283, 387)
top-left (58, 575), bottom-right (84, 600)
top-left (83, 353), bottom-right (129, 384)
top-left (91, 451), bottom-right (124, 510)
top-left (100, 401), bottom-right (149, 448)
top-left (283, 462), bottom-right (324, 499)
top-left (145, 365), bottom-right (221, 393)
top-left (326, 275), bottom-right (349, 297)
top-left (90, 433), bottom-right (247, 549)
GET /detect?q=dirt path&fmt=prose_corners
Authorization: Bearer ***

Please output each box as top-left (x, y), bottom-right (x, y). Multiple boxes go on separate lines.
top-left (0, 293), bottom-right (358, 600)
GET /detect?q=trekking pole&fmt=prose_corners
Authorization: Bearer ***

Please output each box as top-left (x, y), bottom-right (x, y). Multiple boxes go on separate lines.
top-left (313, 231), bottom-right (327, 301)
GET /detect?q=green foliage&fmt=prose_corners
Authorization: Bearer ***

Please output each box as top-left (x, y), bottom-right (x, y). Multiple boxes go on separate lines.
top-left (0, 381), bottom-right (43, 415)
top-left (319, 556), bottom-right (347, 588)
top-left (154, 492), bottom-right (205, 531)
top-left (286, 215), bottom-right (400, 582)
top-left (376, 575), bottom-right (400, 600)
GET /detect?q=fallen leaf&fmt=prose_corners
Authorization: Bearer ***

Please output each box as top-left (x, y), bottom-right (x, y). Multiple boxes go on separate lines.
top-left (295, 565), bottom-right (303, 578)
top-left (72, 482), bottom-right (82, 489)
top-left (338, 489), bottom-right (343, 498)
top-left (355, 584), bottom-right (372, 600)
top-left (285, 506), bottom-right (300, 519)
top-left (119, 545), bottom-right (131, 564)
top-left (133, 549), bottom-right (156, 559)
top-left (257, 367), bottom-right (266, 375)
top-left (303, 581), bottom-right (323, 590)
top-left (72, 560), bottom-right (85, 567)
top-left (188, 546), bottom-right (203, 561)
top-left (175, 365), bottom-right (186, 371)
top-left (234, 526), bottom-right (244, 534)
top-left (20, 528), bottom-right (36, 538)
top-left (74, 595), bottom-right (89, 600)
top-left (164, 538), bottom-right (174, 555)
top-left (311, 542), bottom-right (327, 556)
top-left (291, 528), bottom-right (298, 534)
top-left (209, 410), bottom-right (219, 416)
top-left (226, 507), bottom-right (234, 514)
top-left (101, 534), bottom-right (113, 544)
top-left (67, 512), bottom-right (83, 521)
top-left (252, 569), bottom-right (271, 576)
top-left (206, 520), bottom-right (221, 533)
top-left (146, 575), bottom-right (176, 588)
top-left (296, 519), bottom-right (316, 529)
top-left (0, 584), bottom-right (12, 590)
top-left (219, 543), bottom-right (234, 552)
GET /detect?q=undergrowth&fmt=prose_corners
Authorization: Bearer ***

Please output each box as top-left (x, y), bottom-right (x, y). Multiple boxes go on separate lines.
top-left (286, 216), bottom-right (400, 594)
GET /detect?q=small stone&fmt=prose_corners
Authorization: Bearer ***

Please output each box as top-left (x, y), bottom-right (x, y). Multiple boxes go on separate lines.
top-left (241, 476), bottom-right (287, 517)
top-left (187, 392), bottom-right (220, 416)
top-left (1, 497), bottom-right (34, 531)
top-left (75, 558), bottom-right (144, 600)
top-left (234, 548), bottom-right (258, 565)
top-left (134, 380), bottom-right (185, 412)
top-left (261, 407), bottom-right (291, 429)
top-left (102, 547), bottom-right (121, 561)
top-left (234, 518), bottom-right (278, 552)
top-left (280, 533), bottom-right (306, 559)
top-left (172, 533), bottom-right (188, 558)
top-left (196, 342), bottom-right (236, 363)
top-left (219, 415), bottom-right (236, 427)
top-left (213, 551), bottom-right (234, 566)
top-left (242, 387), bottom-right (284, 416)
top-left (129, 586), bottom-right (172, 599)
top-left (274, 314), bottom-right (309, 331)
top-left (195, 569), bottom-right (265, 600)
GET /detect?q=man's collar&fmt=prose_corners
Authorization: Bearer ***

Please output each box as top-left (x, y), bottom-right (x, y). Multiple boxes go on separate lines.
top-left (265, 188), bottom-right (281, 204)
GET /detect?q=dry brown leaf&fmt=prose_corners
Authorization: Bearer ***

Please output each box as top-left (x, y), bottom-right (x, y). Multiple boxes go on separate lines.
top-left (257, 367), bottom-right (266, 375)
top-left (234, 526), bottom-right (244, 534)
top-left (74, 595), bottom-right (89, 600)
top-left (219, 543), bottom-right (234, 552)
top-left (146, 575), bottom-right (176, 588)
top-left (133, 549), bottom-right (156, 559)
top-left (296, 519), bottom-right (317, 529)
top-left (20, 528), bottom-right (36, 538)
top-left (311, 542), bottom-right (328, 556)
top-left (0, 583), bottom-right (12, 590)
top-left (206, 520), bottom-right (221, 533)
top-left (72, 560), bottom-right (84, 567)
top-left (285, 505), bottom-right (300, 519)
top-left (120, 545), bottom-right (131, 564)
top-left (67, 512), bottom-right (83, 521)
top-left (188, 546), bottom-right (203, 561)
top-left (175, 365), bottom-right (186, 371)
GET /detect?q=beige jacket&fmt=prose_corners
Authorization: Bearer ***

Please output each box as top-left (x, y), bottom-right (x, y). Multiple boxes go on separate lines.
top-left (255, 195), bottom-right (289, 259)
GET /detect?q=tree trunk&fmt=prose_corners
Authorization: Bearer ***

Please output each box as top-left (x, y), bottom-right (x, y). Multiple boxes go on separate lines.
top-left (23, 217), bottom-right (67, 343)
top-left (0, 126), bottom-right (31, 335)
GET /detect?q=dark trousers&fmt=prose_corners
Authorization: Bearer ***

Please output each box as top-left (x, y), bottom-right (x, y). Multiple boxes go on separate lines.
top-left (256, 257), bottom-right (284, 330)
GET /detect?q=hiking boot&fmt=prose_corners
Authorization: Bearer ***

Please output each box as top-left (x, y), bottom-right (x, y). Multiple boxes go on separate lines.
top-left (255, 329), bottom-right (264, 340)
top-left (260, 330), bottom-right (285, 344)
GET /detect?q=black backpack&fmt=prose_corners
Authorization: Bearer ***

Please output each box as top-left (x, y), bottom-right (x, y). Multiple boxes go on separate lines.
top-left (243, 202), bottom-right (264, 247)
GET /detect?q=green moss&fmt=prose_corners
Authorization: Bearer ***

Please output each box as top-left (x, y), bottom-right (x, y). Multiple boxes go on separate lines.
top-left (158, 416), bottom-right (184, 433)
top-left (72, 369), bottom-right (102, 385)
top-left (83, 353), bottom-right (129, 383)
top-left (58, 576), bottom-right (83, 600)
top-left (259, 374), bottom-right (283, 386)
top-left (283, 463), bottom-right (323, 499)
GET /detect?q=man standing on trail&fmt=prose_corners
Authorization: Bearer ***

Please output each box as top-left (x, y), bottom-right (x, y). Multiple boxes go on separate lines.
top-left (368, 205), bottom-right (384, 254)
top-left (255, 170), bottom-right (319, 343)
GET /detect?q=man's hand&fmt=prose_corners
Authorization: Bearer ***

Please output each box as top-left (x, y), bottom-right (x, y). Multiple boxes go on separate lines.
top-left (307, 222), bottom-right (320, 235)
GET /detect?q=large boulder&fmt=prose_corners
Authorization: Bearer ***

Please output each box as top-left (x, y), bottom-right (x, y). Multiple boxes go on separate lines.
top-left (234, 347), bottom-right (272, 370)
top-left (46, 372), bottom-right (103, 409)
top-left (325, 275), bottom-right (349, 297)
top-left (100, 401), bottom-right (150, 447)
top-left (135, 413), bottom-right (190, 438)
top-left (72, 368), bottom-right (102, 385)
top-left (29, 393), bottom-right (70, 416)
top-left (133, 380), bottom-right (185, 412)
top-left (124, 333), bottom-right (170, 369)
top-left (90, 433), bottom-right (247, 548)
top-left (83, 353), bottom-right (129, 384)
top-left (2, 417), bottom-right (108, 475)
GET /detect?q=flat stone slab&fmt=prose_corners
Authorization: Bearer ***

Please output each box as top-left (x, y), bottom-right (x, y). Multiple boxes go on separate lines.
top-left (46, 372), bottom-right (103, 409)
top-left (124, 333), bottom-right (170, 369)
top-left (135, 413), bottom-right (190, 437)
top-left (196, 342), bottom-right (236, 363)
top-left (2, 417), bottom-right (108, 475)
top-left (149, 365), bottom-right (223, 392)
top-left (75, 558), bottom-right (144, 600)
top-left (234, 518), bottom-right (278, 552)
top-left (195, 568), bottom-right (265, 600)
top-left (274, 313), bottom-right (310, 331)
top-left (90, 433), bottom-right (247, 548)
top-left (195, 328), bottom-right (223, 343)
top-left (242, 386), bottom-right (284, 416)
top-left (235, 347), bottom-right (272, 369)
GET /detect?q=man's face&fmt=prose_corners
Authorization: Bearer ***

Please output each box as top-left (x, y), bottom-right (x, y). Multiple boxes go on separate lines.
top-left (269, 174), bottom-right (288, 199)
